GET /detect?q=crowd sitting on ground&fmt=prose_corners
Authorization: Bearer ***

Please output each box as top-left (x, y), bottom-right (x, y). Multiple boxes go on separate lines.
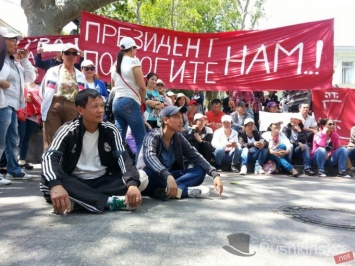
top-left (1, 28), bottom-right (355, 214)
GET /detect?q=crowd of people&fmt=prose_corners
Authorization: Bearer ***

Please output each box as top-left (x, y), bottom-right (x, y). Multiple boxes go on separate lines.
top-left (1, 27), bottom-right (354, 215)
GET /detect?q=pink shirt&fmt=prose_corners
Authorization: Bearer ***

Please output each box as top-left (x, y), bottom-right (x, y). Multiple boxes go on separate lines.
top-left (311, 131), bottom-right (340, 158)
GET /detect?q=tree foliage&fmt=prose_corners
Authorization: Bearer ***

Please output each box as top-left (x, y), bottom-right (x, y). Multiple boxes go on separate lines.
top-left (21, 0), bottom-right (266, 36)
top-left (21, 0), bottom-right (124, 36)
top-left (97, 0), bottom-right (266, 32)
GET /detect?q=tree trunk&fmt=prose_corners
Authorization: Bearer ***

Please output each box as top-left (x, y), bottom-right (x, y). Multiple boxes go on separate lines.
top-left (21, 0), bottom-right (120, 36)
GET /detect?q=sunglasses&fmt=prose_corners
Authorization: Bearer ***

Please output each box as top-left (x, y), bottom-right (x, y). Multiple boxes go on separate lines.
top-left (83, 66), bottom-right (95, 71)
top-left (63, 51), bottom-right (78, 56)
top-left (327, 123), bottom-right (334, 126)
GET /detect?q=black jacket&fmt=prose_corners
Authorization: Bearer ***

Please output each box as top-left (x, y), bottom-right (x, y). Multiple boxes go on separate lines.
top-left (238, 130), bottom-right (269, 149)
top-left (282, 123), bottom-right (307, 146)
top-left (41, 117), bottom-right (140, 189)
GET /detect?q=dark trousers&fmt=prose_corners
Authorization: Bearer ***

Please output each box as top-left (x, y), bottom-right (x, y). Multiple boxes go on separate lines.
top-left (190, 140), bottom-right (213, 162)
top-left (254, 113), bottom-right (260, 130)
top-left (40, 173), bottom-right (128, 213)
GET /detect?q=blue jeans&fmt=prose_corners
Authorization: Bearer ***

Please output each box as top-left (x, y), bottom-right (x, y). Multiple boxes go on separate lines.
top-left (0, 107), bottom-right (21, 175)
top-left (18, 119), bottom-right (38, 160)
top-left (348, 148), bottom-right (355, 165)
top-left (240, 147), bottom-right (268, 166)
top-left (113, 97), bottom-right (146, 158)
top-left (143, 165), bottom-right (206, 198)
top-left (312, 147), bottom-right (348, 172)
top-left (267, 144), bottom-right (294, 172)
top-left (287, 144), bottom-right (312, 169)
top-left (214, 147), bottom-right (242, 166)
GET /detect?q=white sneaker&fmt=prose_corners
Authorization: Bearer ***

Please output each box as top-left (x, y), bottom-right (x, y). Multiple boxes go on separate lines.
top-left (0, 174), bottom-right (12, 185)
top-left (240, 165), bottom-right (247, 175)
top-left (187, 185), bottom-right (210, 198)
top-left (258, 168), bottom-right (265, 174)
top-left (6, 171), bottom-right (33, 180)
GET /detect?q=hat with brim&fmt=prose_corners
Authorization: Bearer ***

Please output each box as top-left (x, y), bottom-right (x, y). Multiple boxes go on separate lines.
top-left (267, 101), bottom-right (278, 108)
top-left (0, 27), bottom-right (23, 41)
top-left (176, 93), bottom-right (190, 104)
top-left (194, 113), bottom-right (207, 122)
top-left (244, 118), bottom-right (255, 126)
top-left (237, 101), bottom-right (247, 107)
top-left (62, 43), bottom-right (80, 52)
top-left (221, 115), bottom-right (232, 123)
top-left (159, 105), bottom-right (188, 120)
top-left (289, 113), bottom-right (305, 123)
top-left (156, 79), bottom-right (164, 86)
top-left (189, 99), bottom-right (197, 106)
top-left (269, 120), bottom-right (283, 127)
top-left (166, 91), bottom-right (175, 97)
top-left (81, 59), bottom-right (95, 68)
top-left (120, 37), bottom-right (137, 50)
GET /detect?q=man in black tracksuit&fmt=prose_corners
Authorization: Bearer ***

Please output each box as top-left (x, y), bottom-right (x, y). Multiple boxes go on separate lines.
top-left (40, 89), bottom-right (147, 214)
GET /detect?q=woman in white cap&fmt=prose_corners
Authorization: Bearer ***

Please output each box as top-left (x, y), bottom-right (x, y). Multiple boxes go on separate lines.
top-left (211, 115), bottom-right (242, 172)
top-left (111, 37), bottom-right (146, 159)
top-left (155, 78), bottom-right (172, 106)
top-left (262, 120), bottom-right (300, 177)
top-left (282, 113), bottom-right (315, 176)
top-left (238, 118), bottom-right (268, 175)
top-left (0, 27), bottom-right (36, 182)
top-left (188, 113), bottom-right (213, 161)
top-left (81, 59), bottom-right (108, 100)
top-left (41, 43), bottom-right (86, 150)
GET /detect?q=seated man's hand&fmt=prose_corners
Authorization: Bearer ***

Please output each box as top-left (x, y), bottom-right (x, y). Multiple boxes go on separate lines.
top-left (125, 186), bottom-right (142, 208)
top-left (50, 185), bottom-right (71, 214)
top-left (166, 175), bottom-right (178, 197)
top-left (213, 175), bottom-right (223, 196)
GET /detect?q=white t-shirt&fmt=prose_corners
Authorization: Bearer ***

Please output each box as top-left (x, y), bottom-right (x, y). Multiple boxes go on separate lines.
top-left (111, 56), bottom-right (142, 105)
top-left (262, 131), bottom-right (293, 150)
top-left (72, 130), bottom-right (107, 179)
top-left (303, 114), bottom-right (317, 128)
top-left (87, 82), bottom-right (95, 89)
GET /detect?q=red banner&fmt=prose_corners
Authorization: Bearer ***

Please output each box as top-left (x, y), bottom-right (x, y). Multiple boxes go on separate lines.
top-left (312, 88), bottom-right (355, 146)
top-left (79, 12), bottom-right (334, 91)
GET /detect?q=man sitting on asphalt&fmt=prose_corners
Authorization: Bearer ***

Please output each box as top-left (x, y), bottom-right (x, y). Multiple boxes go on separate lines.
top-left (40, 89), bottom-right (148, 214)
top-left (136, 105), bottom-right (223, 200)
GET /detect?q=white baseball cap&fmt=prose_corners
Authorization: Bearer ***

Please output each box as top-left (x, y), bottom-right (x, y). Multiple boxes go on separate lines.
top-left (119, 37), bottom-right (137, 50)
top-left (0, 27), bottom-right (23, 40)
top-left (221, 115), bottom-right (232, 123)
top-left (166, 91), bottom-right (175, 97)
top-left (244, 118), bottom-right (255, 125)
top-left (156, 79), bottom-right (165, 85)
top-left (81, 59), bottom-right (95, 68)
top-left (290, 113), bottom-right (305, 122)
top-left (62, 43), bottom-right (80, 52)
top-left (194, 113), bottom-right (207, 122)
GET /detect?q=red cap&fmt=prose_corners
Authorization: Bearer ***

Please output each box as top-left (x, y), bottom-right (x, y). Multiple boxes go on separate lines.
top-left (189, 99), bottom-right (197, 106)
